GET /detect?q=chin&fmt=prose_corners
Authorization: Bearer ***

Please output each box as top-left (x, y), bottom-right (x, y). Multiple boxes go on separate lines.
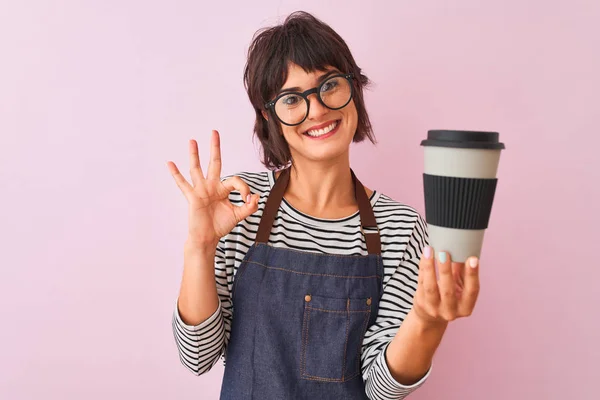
top-left (301, 138), bottom-right (352, 162)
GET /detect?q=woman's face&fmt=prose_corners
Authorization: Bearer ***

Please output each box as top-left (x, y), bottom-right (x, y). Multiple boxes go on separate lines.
top-left (273, 63), bottom-right (358, 165)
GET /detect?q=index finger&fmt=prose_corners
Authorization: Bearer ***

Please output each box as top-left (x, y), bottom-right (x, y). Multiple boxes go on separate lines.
top-left (419, 246), bottom-right (440, 305)
top-left (167, 161), bottom-right (193, 198)
top-left (207, 130), bottom-right (222, 180)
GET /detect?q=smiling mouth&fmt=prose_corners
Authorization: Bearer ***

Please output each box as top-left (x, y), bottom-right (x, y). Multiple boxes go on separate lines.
top-left (303, 120), bottom-right (340, 138)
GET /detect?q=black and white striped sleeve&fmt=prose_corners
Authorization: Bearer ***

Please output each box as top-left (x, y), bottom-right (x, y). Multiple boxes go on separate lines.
top-left (171, 235), bottom-right (234, 376)
top-left (172, 297), bottom-right (226, 375)
top-left (361, 212), bottom-right (431, 399)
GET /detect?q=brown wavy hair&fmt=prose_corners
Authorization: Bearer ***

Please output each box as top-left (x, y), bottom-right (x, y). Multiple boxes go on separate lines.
top-left (243, 11), bottom-right (376, 170)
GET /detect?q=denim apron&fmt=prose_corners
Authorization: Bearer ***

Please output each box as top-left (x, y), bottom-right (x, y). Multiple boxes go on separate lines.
top-left (220, 167), bottom-right (384, 400)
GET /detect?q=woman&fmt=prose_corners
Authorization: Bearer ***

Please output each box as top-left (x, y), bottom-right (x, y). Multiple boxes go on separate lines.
top-left (168, 11), bottom-right (480, 400)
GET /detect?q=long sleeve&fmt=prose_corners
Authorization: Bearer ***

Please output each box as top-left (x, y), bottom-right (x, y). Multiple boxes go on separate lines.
top-left (361, 213), bottom-right (431, 399)
top-left (171, 235), bottom-right (236, 375)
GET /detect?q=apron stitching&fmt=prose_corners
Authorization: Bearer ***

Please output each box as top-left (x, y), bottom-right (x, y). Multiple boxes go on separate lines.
top-left (306, 307), bottom-right (370, 314)
top-left (249, 265), bottom-right (268, 400)
top-left (342, 299), bottom-right (350, 381)
top-left (301, 371), bottom-right (360, 382)
top-left (358, 310), bottom-right (372, 376)
top-left (243, 260), bottom-right (380, 279)
top-left (301, 306), bottom-right (311, 377)
top-left (231, 261), bottom-right (249, 302)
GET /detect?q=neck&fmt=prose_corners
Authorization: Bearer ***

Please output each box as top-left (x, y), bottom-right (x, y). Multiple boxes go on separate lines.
top-left (281, 155), bottom-right (357, 219)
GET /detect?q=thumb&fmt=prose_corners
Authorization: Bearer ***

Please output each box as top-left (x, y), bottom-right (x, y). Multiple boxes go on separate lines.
top-left (233, 193), bottom-right (259, 223)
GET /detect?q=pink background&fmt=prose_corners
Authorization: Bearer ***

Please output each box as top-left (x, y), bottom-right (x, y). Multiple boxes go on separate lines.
top-left (1, 1), bottom-right (598, 399)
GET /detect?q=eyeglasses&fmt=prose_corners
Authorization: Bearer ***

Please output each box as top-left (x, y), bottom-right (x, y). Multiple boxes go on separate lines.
top-left (264, 73), bottom-right (355, 126)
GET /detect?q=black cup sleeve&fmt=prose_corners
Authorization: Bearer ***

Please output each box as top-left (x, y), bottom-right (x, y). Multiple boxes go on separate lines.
top-left (423, 174), bottom-right (498, 230)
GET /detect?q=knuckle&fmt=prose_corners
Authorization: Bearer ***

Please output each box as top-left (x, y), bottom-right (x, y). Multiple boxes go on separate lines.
top-left (425, 285), bottom-right (437, 296)
top-left (458, 308), bottom-right (473, 318)
top-left (414, 298), bottom-right (425, 310)
top-left (440, 310), bottom-right (456, 321)
top-left (465, 286), bottom-right (480, 297)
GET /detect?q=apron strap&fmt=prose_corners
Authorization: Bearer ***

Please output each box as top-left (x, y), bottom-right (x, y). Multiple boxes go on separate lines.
top-left (256, 167), bottom-right (290, 245)
top-left (351, 170), bottom-right (382, 256)
top-left (256, 167), bottom-right (381, 255)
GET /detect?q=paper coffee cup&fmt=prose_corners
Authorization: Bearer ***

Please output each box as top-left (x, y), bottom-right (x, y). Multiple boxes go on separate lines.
top-left (421, 130), bottom-right (505, 262)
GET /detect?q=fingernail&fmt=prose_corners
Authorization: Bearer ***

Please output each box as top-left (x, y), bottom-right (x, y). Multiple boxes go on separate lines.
top-left (423, 246), bottom-right (432, 259)
top-left (246, 194), bottom-right (251, 203)
top-left (438, 251), bottom-right (447, 263)
top-left (469, 257), bottom-right (478, 268)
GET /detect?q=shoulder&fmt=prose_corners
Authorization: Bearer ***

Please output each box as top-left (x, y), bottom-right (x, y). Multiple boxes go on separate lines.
top-left (373, 193), bottom-right (426, 232)
top-left (374, 193), bottom-right (422, 219)
top-left (373, 194), bottom-right (428, 260)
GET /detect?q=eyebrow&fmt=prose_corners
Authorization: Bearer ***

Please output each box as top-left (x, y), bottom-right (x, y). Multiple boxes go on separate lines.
top-left (278, 70), bottom-right (340, 95)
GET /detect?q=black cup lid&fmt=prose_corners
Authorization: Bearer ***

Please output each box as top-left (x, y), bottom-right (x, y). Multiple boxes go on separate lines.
top-left (421, 130), bottom-right (505, 150)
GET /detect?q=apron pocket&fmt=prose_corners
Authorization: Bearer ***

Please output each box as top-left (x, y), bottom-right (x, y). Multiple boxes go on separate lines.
top-left (300, 294), bottom-right (371, 382)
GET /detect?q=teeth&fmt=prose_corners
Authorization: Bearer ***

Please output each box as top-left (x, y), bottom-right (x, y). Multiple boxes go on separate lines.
top-left (306, 121), bottom-right (338, 137)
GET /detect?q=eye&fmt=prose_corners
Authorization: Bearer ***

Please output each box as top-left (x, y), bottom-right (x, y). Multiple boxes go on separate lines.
top-left (321, 78), bottom-right (339, 93)
top-left (281, 94), bottom-right (302, 106)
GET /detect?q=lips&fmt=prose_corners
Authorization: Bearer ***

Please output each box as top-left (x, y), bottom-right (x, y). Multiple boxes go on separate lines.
top-left (302, 120), bottom-right (341, 140)
top-left (303, 120), bottom-right (340, 137)
top-left (303, 119), bottom-right (338, 134)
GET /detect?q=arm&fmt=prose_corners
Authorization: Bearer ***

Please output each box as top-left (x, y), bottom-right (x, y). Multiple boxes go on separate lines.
top-left (177, 241), bottom-right (220, 326)
top-left (383, 213), bottom-right (445, 384)
top-left (385, 306), bottom-right (446, 384)
top-left (387, 219), bottom-right (481, 384)
top-left (171, 174), bottom-right (255, 376)
top-left (166, 131), bottom-right (258, 376)
top-left (361, 213), bottom-right (432, 400)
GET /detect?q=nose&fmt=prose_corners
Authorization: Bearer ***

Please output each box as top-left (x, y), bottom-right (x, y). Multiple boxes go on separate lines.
top-left (306, 93), bottom-right (328, 121)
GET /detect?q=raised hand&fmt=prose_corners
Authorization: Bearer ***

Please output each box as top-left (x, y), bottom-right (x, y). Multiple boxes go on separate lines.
top-left (167, 130), bottom-right (259, 251)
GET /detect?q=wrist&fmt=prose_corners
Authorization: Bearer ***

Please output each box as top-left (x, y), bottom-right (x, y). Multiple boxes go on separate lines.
top-left (184, 237), bottom-right (218, 255)
top-left (385, 309), bottom-right (446, 385)
top-left (410, 309), bottom-right (449, 333)
top-left (183, 239), bottom-right (218, 275)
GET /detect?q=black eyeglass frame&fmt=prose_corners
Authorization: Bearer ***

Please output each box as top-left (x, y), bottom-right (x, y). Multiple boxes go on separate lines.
top-left (264, 73), bottom-right (355, 126)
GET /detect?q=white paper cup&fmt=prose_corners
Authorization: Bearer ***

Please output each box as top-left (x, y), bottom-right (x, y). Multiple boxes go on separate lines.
top-left (421, 130), bottom-right (505, 262)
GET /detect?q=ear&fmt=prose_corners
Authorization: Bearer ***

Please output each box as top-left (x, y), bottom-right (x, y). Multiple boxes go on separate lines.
top-left (261, 110), bottom-right (269, 121)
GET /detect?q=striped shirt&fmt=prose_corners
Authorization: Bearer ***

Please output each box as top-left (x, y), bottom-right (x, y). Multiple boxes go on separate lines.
top-left (172, 171), bottom-right (431, 399)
